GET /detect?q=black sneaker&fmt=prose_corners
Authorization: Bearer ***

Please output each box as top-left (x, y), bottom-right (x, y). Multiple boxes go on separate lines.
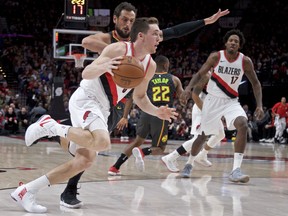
top-left (60, 189), bottom-right (83, 208)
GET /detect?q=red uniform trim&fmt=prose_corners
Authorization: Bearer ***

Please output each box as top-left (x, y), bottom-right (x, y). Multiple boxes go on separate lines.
top-left (211, 72), bottom-right (238, 97)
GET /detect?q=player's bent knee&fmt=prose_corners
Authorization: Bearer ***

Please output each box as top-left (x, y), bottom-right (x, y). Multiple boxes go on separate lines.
top-left (76, 157), bottom-right (94, 170)
top-left (98, 138), bottom-right (111, 151)
top-left (236, 119), bottom-right (248, 132)
top-left (90, 135), bottom-right (111, 151)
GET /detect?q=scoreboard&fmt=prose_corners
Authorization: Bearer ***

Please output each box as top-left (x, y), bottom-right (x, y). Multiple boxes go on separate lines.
top-left (64, 0), bottom-right (88, 22)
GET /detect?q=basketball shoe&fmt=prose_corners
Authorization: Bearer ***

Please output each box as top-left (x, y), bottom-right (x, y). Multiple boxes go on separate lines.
top-left (60, 189), bottom-right (83, 209)
top-left (108, 166), bottom-right (121, 176)
top-left (194, 153), bottom-right (212, 167)
top-left (25, 115), bottom-right (58, 146)
top-left (132, 147), bottom-right (145, 172)
top-left (229, 168), bottom-right (250, 183)
top-left (181, 164), bottom-right (193, 178)
top-left (161, 155), bottom-right (179, 172)
top-left (10, 183), bottom-right (47, 213)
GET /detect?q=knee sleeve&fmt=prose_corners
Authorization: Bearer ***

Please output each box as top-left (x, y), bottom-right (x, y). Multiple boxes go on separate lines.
top-left (182, 135), bottom-right (197, 152)
top-left (207, 128), bottom-right (225, 148)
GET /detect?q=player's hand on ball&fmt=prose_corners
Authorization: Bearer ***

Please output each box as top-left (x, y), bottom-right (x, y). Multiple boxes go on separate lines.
top-left (112, 56), bottom-right (144, 88)
top-left (157, 105), bottom-right (178, 122)
top-left (106, 56), bottom-right (124, 76)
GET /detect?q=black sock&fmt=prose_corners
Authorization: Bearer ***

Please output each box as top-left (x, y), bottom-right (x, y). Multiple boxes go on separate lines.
top-left (176, 145), bottom-right (187, 155)
top-left (114, 153), bottom-right (128, 169)
top-left (63, 171), bottom-right (84, 193)
top-left (142, 147), bottom-right (152, 156)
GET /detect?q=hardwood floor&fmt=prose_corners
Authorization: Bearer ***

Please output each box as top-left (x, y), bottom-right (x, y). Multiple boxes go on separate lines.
top-left (0, 136), bottom-right (287, 216)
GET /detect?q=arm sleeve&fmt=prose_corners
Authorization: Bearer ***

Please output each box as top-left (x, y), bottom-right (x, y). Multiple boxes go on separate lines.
top-left (162, 20), bottom-right (205, 41)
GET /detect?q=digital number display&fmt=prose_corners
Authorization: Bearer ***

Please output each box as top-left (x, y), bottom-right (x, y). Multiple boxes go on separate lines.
top-left (64, 0), bottom-right (87, 22)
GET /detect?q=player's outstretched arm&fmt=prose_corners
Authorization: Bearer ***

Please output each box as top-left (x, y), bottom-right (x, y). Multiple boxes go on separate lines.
top-left (162, 9), bottom-right (229, 41)
top-left (204, 9), bottom-right (230, 25)
top-left (82, 33), bottom-right (111, 53)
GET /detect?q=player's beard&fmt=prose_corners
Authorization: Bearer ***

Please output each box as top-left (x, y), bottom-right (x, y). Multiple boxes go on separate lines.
top-left (115, 26), bottom-right (130, 39)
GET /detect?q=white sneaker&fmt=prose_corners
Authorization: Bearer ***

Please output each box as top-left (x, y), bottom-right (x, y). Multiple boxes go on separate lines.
top-left (180, 164), bottom-right (193, 178)
top-left (279, 137), bottom-right (286, 144)
top-left (194, 153), bottom-right (212, 167)
top-left (132, 147), bottom-right (145, 172)
top-left (229, 168), bottom-right (249, 183)
top-left (120, 136), bottom-right (129, 142)
top-left (161, 155), bottom-right (179, 172)
top-left (259, 138), bottom-right (265, 142)
top-left (25, 115), bottom-right (57, 146)
top-left (10, 183), bottom-right (47, 213)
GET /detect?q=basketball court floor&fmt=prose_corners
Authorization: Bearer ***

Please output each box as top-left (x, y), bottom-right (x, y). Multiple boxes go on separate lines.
top-left (0, 135), bottom-right (287, 216)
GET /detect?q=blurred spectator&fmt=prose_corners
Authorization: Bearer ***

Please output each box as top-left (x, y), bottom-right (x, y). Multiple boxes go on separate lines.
top-left (9, 102), bottom-right (20, 115)
top-left (272, 97), bottom-right (288, 143)
top-left (262, 120), bottom-right (276, 143)
top-left (247, 113), bottom-right (259, 142)
top-left (176, 120), bottom-right (189, 140)
top-left (18, 106), bottom-right (30, 133)
top-left (127, 109), bottom-right (139, 138)
top-left (168, 120), bottom-right (177, 140)
top-left (0, 81), bottom-right (9, 95)
top-left (4, 106), bottom-right (18, 134)
top-left (0, 74), bottom-right (7, 85)
top-left (0, 92), bottom-right (6, 107)
top-left (257, 107), bottom-right (272, 140)
top-left (29, 102), bottom-right (46, 123)
top-left (0, 110), bottom-right (5, 134)
top-left (243, 104), bottom-right (252, 117)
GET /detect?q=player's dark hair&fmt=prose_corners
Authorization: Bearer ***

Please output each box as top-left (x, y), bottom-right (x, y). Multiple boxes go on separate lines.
top-left (223, 29), bottom-right (246, 49)
top-left (130, 17), bottom-right (159, 42)
top-left (113, 2), bottom-right (137, 17)
top-left (155, 55), bottom-right (169, 72)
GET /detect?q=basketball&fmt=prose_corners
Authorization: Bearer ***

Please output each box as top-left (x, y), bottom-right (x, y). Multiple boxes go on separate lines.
top-left (112, 56), bottom-right (145, 88)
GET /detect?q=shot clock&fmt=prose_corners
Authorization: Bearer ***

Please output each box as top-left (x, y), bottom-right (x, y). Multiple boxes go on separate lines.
top-left (64, 0), bottom-right (88, 22)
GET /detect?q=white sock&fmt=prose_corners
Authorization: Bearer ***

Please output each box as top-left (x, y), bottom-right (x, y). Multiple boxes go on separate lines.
top-left (26, 175), bottom-right (50, 193)
top-left (233, 153), bottom-right (244, 170)
top-left (167, 150), bottom-right (180, 161)
top-left (186, 154), bottom-right (196, 165)
top-left (54, 124), bottom-right (71, 138)
top-left (199, 148), bottom-right (209, 157)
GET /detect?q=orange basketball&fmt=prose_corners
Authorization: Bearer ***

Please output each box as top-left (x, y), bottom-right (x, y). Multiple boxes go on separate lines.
top-left (112, 56), bottom-right (145, 88)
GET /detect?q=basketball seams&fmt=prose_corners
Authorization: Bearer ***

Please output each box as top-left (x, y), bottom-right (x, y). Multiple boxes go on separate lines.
top-left (113, 64), bottom-right (144, 79)
top-left (111, 56), bottom-right (144, 88)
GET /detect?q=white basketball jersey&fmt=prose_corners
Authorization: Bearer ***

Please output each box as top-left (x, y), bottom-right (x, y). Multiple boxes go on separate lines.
top-left (207, 50), bottom-right (245, 98)
top-left (80, 42), bottom-right (151, 108)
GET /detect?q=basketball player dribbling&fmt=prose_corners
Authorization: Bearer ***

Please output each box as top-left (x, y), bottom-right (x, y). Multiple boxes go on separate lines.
top-left (10, 17), bottom-right (178, 213)
top-left (26, 1), bottom-right (230, 208)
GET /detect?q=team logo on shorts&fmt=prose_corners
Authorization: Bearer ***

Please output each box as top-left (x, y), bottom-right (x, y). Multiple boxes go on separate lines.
top-left (161, 135), bottom-right (168, 143)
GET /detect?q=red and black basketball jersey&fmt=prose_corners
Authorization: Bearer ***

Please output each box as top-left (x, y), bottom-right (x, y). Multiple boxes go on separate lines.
top-left (207, 50), bottom-right (245, 98)
top-left (96, 42), bottom-right (151, 107)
